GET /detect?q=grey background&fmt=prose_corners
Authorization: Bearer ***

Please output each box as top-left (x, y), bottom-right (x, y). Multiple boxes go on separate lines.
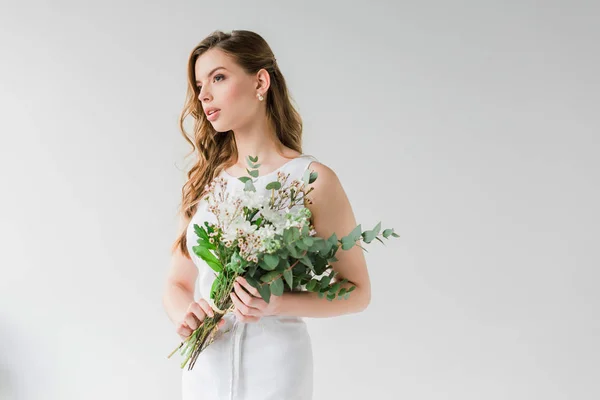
top-left (1, 0), bottom-right (598, 399)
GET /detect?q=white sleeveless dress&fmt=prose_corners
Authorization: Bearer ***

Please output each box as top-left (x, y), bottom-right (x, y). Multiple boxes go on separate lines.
top-left (182, 154), bottom-right (318, 400)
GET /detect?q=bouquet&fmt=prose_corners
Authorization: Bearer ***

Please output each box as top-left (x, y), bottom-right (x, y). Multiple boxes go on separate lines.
top-left (168, 155), bottom-right (400, 370)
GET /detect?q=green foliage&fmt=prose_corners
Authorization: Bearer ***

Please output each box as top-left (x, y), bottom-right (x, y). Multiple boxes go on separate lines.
top-left (270, 277), bottom-right (284, 296)
top-left (266, 181), bottom-right (281, 190)
top-left (191, 223), bottom-right (222, 273)
top-left (244, 180), bottom-right (256, 192)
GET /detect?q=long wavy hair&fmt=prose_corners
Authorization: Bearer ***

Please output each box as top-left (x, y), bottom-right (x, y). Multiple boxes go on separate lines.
top-left (172, 30), bottom-right (304, 258)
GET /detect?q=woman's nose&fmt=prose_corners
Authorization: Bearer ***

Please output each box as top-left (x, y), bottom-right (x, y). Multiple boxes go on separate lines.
top-left (198, 88), bottom-right (211, 102)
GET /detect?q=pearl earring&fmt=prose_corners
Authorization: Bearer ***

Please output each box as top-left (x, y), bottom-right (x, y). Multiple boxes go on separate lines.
top-left (257, 93), bottom-right (264, 101)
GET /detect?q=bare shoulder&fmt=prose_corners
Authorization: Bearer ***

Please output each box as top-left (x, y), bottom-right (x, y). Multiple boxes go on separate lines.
top-left (304, 161), bottom-right (352, 228)
top-left (304, 159), bottom-right (371, 307)
top-left (306, 161), bottom-right (343, 198)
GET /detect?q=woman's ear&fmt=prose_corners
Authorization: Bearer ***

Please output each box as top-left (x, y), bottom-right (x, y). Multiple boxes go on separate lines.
top-left (255, 68), bottom-right (271, 92)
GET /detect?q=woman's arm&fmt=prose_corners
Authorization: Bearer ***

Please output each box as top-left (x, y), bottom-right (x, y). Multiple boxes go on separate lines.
top-left (162, 217), bottom-right (198, 325)
top-left (163, 251), bottom-right (198, 324)
top-left (275, 162), bottom-right (372, 318)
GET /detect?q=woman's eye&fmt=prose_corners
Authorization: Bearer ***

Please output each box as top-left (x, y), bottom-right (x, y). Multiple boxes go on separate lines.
top-left (197, 74), bottom-right (225, 91)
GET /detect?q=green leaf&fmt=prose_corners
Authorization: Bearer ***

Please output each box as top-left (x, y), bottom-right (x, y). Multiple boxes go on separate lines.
top-left (327, 232), bottom-right (338, 247)
top-left (300, 255), bottom-right (314, 269)
top-left (210, 275), bottom-right (220, 300)
top-left (193, 224), bottom-right (209, 241)
top-left (309, 171), bottom-right (318, 183)
top-left (340, 236), bottom-right (355, 250)
top-left (287, 244), bottom-right (300, 258)
top-left (247, 169), bottom-right (259, 178)
top-left (383, 229), bottom-right (395, 238)
top-left (289, 227), bottom-right (300, 242)
top-left (306, 279), bottom-right (318, 291)
top-left (349, 224), bottom-right (362, 241)
top-left (302, 169), bottom-right (311, 185)
top-left (328, 281), bottom-right (341, 294)
top-left (257, 283), bottom-right (271, 303)
top-left (361, 222), bottom-right (381, 244)
top-left (244, 180), bottom-right (256, 192)
top-left (260, 270), bottom-right (281, 283)
top-left (192, 246), bottom-right (222, 273)
top-left (270, 277), bottom-right (284, 296)
top-left (327, 292), bottom-right (336, 301)
top-left (258, 259), bottom-right (275, 271)
top-left (296, 240), bottom-right (307, 251)
top-left (319, 275), bottom-right (331, 289)
top-left (238, 176), bottom-right (252, 183)
top-left (265, 181), bottom-right (281, 190)
top-left (194, 237), bottom-right (215, 252)
top-left (301, 224), bottom-right (310, 237)
top-left (263, 254), bottom-right (279, 270)
top-left (248, 155), bottom-right (258, 163)
top-left (372, 221), bottom-right (382, 235)
top-left (283, 269), bottom-right (293, 289)
top-left (245, 275), bottom-right (260, 290)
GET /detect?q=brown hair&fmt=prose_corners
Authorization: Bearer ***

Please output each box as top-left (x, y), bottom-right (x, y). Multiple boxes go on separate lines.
top-left (171, 29), bottom-right (303, 258)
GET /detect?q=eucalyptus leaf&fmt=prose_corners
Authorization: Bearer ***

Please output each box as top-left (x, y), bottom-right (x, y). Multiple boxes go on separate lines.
top-left (341, 236), bottom-right (355, 251)
top-left (319, 275), bottom-right (331, 289)
top-left (257, 283), bottom-right (271, 303)
top-left (259, 258), bottom-right (277, 271)
top-left (245, 275), bottom-right (260, 290)
top-left (300, 255), bottom-right (314, 269)
top-left (270, 277), bottom-right (284, 296)
top-left (263, 254), bottom-right (279, 269)
top-left (283, 269), bottom-right (293, 289)
top-left (265, 181), bottom-right (281, 190)
top-left (244, 180), bottom-right (256, 192)
top-left (302, 169), bottom-right (311, 185)
top-left (260, 270), bottom-right (282, 283)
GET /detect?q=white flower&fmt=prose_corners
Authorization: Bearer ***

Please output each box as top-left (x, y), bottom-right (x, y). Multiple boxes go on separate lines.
top-left (237, 191), bottom-right (268, 210)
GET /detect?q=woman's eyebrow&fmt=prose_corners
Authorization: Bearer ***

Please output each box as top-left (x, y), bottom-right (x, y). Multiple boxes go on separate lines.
top-left (196, 66), bottom-right (227, 84)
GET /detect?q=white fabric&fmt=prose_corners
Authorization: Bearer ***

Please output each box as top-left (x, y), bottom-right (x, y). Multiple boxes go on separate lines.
top-left (182, 154), bottom-right (318, 400)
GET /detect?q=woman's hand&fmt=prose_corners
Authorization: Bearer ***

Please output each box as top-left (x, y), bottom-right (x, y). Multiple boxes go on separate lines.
top-left (229, 276), bottom-right (283, 323)
top-left (176, 298), bottom-right (225, 340)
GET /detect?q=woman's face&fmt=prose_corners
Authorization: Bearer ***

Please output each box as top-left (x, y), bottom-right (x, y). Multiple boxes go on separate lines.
top-left (194, 48), bottom-right (265, 132)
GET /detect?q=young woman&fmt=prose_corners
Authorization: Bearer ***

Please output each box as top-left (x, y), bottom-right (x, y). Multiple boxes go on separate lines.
top-left (162, 29), bottom-right (371, 400)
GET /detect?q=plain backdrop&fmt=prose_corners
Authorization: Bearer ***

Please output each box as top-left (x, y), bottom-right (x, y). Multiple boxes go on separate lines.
top-left (1, 1), bottom-right (599, 399)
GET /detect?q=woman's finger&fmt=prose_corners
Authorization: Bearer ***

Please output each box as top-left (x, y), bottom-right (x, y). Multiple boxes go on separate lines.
top-left (184, 313), bottom-right (200, 330)
top-left (230, 292), bottom-right (256, 316)
top-left (236, 277), bottom-right (261, 298)
top-left (197, 298), bottom-right (215, 318)
top-left (233, 281), bottom-right (262, 311)
top-left (188, 302), bottom-right (206, 324)
top-left (232, 304), bottom-right (260, 323)
top-left (177, 323), bottom-right (192, 339)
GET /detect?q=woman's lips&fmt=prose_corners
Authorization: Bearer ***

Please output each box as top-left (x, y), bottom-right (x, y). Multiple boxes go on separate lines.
top-left (207, 109), bottom-right (221, 121)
